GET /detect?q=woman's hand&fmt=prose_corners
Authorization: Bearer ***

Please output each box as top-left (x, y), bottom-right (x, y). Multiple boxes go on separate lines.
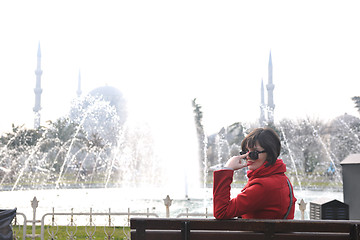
top-left (224, 152), bottom-right (248, 170)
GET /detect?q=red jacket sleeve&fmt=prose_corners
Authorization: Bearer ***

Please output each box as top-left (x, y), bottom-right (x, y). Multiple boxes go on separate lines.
top-left (213, 170), bottom-right (267, 219)
top-left (213, 169), bottom-right (235, 219)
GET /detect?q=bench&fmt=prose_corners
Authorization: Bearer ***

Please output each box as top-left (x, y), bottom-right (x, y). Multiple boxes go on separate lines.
top-left (130, 218), bottom-right (360, 240)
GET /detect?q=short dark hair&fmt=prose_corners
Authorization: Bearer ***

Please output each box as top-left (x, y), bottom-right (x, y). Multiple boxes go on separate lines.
top-left (241, 127), bottom-right (281, 166)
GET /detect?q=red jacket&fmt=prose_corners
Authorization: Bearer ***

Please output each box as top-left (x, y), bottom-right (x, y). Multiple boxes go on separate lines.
top-left (213, 159), bottom-right (296, 219)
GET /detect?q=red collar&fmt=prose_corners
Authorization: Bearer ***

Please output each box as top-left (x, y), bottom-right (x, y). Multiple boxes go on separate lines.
top-left (247, 159), bottom-right (286, 179)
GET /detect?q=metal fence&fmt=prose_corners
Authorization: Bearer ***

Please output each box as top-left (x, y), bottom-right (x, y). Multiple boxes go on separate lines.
top-left (11, 196), bottom-right (307, 239)
top-left (11, 196), bottom-right (212, 240)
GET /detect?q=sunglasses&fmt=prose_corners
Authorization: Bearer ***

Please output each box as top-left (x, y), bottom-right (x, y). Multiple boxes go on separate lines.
top-left (240, 150), bottom-right (266, 160)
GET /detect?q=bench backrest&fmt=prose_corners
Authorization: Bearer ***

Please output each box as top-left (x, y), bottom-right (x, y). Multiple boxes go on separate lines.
top-left (130, 218), bottom-right (360, 240)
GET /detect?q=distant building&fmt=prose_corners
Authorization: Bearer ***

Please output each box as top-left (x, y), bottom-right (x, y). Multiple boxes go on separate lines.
top-left (33, 43), bottom-right (43, 129)
top-left (260, 51), bottom-right (275, 126)
top-left (259, 79), bottom-right (266, 126)
top-left (33, 44), bottom-right (127, 127)
top-left (77, 70), bottom-right (82, 98)
top-left (89, 85), bottom-right (127, 124)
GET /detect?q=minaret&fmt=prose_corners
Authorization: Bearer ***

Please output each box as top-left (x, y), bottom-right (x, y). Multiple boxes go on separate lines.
top-left (77, 70), bottom-right (82, 97)
top-left (266, 51), bottom-right (275, 123)
top-left (33, 42), bottom-right (43, 128)
top-left (259, 79), bottom-right (266, 126)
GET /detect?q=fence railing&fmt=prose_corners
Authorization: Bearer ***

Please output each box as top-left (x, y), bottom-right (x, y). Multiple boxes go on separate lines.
top-left (11, 195), bottom-right (307, 240)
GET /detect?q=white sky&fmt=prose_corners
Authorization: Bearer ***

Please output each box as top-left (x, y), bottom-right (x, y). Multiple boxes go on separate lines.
top-left (1, 0), bottom-right (360, 134)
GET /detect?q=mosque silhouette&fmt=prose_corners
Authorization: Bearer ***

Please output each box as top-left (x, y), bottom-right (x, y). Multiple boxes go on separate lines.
top-left (33, 43), bottom-right (127, 128)
top-left (33, 43), bottom-right (274, 128)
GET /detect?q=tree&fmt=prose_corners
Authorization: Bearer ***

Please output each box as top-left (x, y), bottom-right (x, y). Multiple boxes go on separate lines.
top-left (329, 114), bottom-right (360, 162)
top-left (42, 118), bottom-right (88, 174)
top-left (192, 98), bottom-right (207, 184)
top-left (69, 95), bottom-right (122, 146)
top-left (0, 124), bottom-right (43, 151)
top-left (352, 96), bottom-right (360, 113)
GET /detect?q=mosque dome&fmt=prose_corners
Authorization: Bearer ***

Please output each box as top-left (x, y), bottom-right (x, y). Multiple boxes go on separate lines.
top-left (89, 85), bottom-right (127, 123)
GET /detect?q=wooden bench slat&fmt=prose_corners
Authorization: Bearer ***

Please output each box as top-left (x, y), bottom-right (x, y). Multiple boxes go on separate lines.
top-left (131, 230), bottom-right (350, 240)
top-left (130, 218), bottom-right (360, 240)
top-left (131, 218), bottom-right (356, 232)
top-left (131, 230), bottom-right (268, 240)
top-left (273, 232), bottom-right (350, 240)
top-left (131, 230), bottom-right (182, 240)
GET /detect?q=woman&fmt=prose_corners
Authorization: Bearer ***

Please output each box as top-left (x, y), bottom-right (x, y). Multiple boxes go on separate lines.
top-left (213, 127), bottom-right (296, 219)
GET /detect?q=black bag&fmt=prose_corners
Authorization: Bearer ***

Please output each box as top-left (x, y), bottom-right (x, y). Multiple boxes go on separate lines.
top-left (0, 208), bottom-right (17, 240)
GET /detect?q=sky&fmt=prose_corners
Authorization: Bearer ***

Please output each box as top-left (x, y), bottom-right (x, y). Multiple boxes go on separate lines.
top-left (1, 0), bottom-right (360, 135)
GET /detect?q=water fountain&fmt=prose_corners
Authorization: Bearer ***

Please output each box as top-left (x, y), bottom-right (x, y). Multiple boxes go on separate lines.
top-left (0, 92), bottom-right (359, 220)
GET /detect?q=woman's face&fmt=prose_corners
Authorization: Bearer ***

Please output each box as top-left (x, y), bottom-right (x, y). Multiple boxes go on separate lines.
top-left (246, 142), bottom-right (267, 171)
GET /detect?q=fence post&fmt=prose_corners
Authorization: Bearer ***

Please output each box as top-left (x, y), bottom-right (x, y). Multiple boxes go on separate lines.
top-left (128, 208), bottom-right (131, 225)
top-left (163, 195), bottom-right (172, 218)
top-left (298, 199), bottom-right (307, 220)
top-left (28, 196), bottom-right (41, 240)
